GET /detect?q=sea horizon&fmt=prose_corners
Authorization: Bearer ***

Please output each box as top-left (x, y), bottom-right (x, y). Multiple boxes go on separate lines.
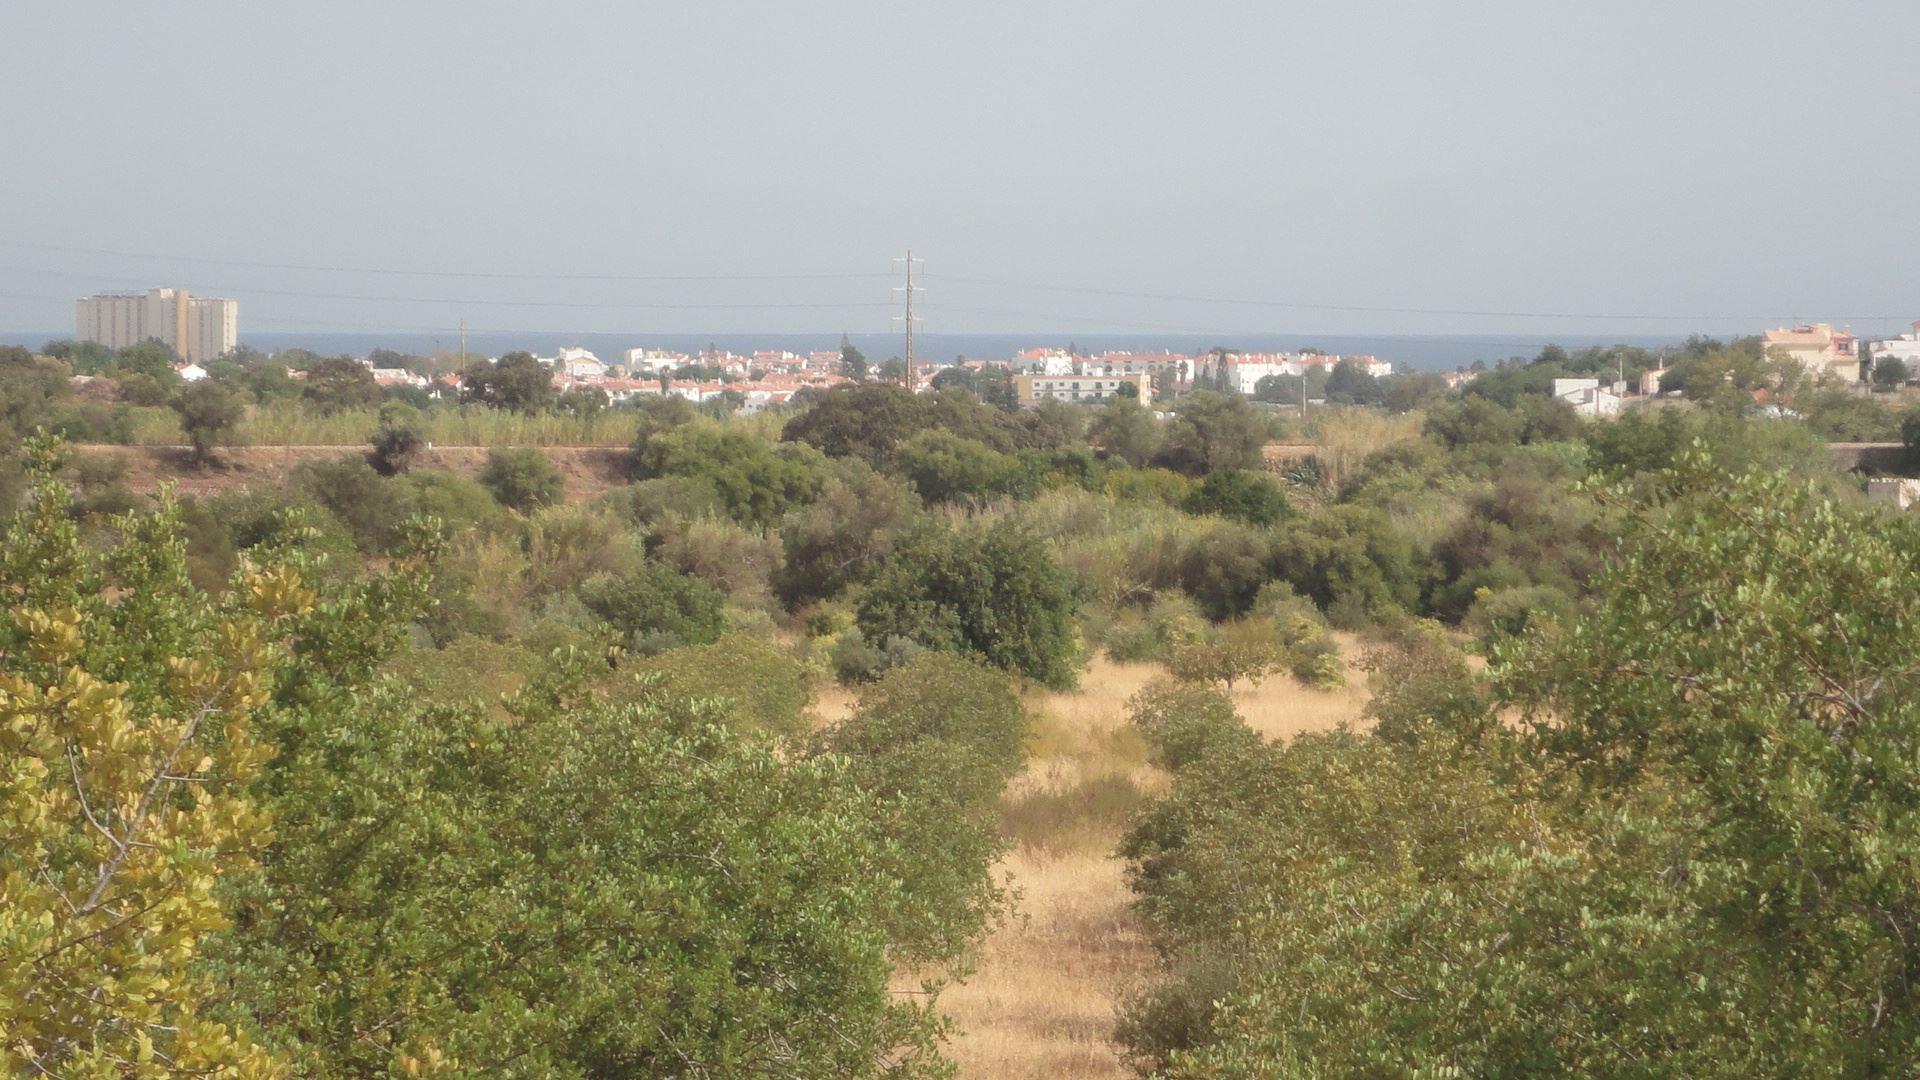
top-left (0, 329), bottom-right (1699, 373)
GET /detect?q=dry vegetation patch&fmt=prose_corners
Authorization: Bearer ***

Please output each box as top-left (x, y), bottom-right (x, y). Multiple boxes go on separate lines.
top-left (935, 649), bottom-right (1374, 1077)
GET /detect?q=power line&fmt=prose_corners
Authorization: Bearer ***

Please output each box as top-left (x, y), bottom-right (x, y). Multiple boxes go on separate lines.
top-left (0, 237), bottom-right (895, 283)
top-left (923, 272), bottom-right (1918, 324)
top-left (0, 264), bottom-right (893, 312)
top-left (915, 303), bottom-right (1739, 353)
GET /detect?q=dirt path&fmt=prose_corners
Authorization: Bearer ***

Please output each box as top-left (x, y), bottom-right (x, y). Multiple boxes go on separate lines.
top-left (935, 644), bottom-right (1375, 1078)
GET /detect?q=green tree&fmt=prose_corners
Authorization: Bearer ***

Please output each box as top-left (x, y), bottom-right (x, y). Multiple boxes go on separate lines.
top-left (461, 351), bottom-right (555, 413)
top-left (1088, 395), bottom-right (1162, 466)
top-left (171, 380), bottom-right (246, 464)
top-left (0, 438), bottom-right (306, 1078)
top-left (1176, 520), bottom-right (1276, 620)
top-left (812, 653), bottom-right (1026, 962)
top-left (0, 346), bottom-right (73, 440)
top-left (554, 385), bottom-right (609, 416)
top-left (1322, 357), bottom-right (1384, 405)
top-left (1270, 504), bottom-right (1424, 623)
top-left (626, 392), bottom-right (697, 463)
top-left (214, 651), bottom-right (963, 1077)
top-left (839, 341), bottom-right (869, 381)
top-left (776, 462), bottom-right (920, 605)
top-left (1251, 372), bottom-right (1305, 405)
top-left (897, 429), bottom-right (1021, 504)
top-left (1872, 355), bottom-right (1911, 391)
top-left (114, 339), bottom-right (180, 382)
top-left (780, 384), bottom-right (925, 465)
top-left (291, 456), bottom-right (418, 553)
top-left (237, 361), bottom-right (301, 402)
top-left (367, 403), bottom-right (426, 475)
top-left (636, 423), bottom-right (825, 529)
top-left (1123, 461), bottom-right (1920, 1077)
top-left (1382, 370), bottom-right (1448, 412)
top-left (857, 518), bottom-right (1082, 688)
top-left (1158, 390), bottom-right (1264, 475)
top-left (300, 356), bottom-right (383, 414)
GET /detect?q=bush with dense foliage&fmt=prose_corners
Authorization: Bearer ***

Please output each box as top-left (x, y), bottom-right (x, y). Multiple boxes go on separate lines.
top-left (856, 518), bottom-right (1082, 688)
top-left (478, 446), bottom-right (564, 511)
top-left (1120, 461), bottom-right (1920, 1076)
top-left (578, 561), bottom-right (727, 654)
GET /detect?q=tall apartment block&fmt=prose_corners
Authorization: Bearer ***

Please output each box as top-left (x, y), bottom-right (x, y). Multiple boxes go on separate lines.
top-left (75, 287), bottom-right (238, 365)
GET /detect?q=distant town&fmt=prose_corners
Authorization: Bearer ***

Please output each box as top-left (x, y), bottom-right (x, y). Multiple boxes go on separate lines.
top-left (69, 285), bottom-right (1920, 417)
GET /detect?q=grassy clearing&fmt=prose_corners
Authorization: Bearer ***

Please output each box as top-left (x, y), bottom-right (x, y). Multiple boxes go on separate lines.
top-left (936, 848), bottom-right (1154, 1079)
top-left (1226, 630), bottom-right (1373, 741)
top-left (931, 651), bottom-right (1373, 1078)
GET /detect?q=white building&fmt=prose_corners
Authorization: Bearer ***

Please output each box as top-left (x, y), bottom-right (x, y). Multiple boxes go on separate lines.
top-left (1192, 352), bottom-right (1394, 395)
top-left (1760, 323), bottom-right (1861, 381)
top-left (1867, 478), bottom-right (1920, 510)
top-left (1015, 348), bottom-right (1077, 376)
top-left (75, 287), bottom-right (238, 365)
top-left (1553, 377), bottom-right (1625, 417)
top-left (365, 365), bottom-right (429, 389)
top-left (1868, 323), bottom-right (1920, 368)
top-left (624, 347), bottom-right (690, 374)
top-left (1012, 372), bottom-right (1148, 405)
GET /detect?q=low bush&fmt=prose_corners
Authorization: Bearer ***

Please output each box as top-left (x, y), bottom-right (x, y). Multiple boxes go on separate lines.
top-left (478, 446), bottom-right (564, 511)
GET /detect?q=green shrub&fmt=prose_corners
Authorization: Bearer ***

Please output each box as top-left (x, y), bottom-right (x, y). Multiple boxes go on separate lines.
top-left (828, 626), bottom-right (926, 683)
top-left (627, 475), bottom-right (726, 524)
top-left (578, 561), bottom-right (726, 654)
top-left (1127, 677), bottom-right (1261, 771)
top-left (1463, 582), bottom-right (1575, 647)
top-left (1104, 466), bottom-right (1194, 505)
top-left (811, 653), bottom-right (1027, 963)
top-left (1176, 521), bottom-right (1276, 620)
top-left (478, 446), bottom-right (563, 511)
top-left (627, 634), bottom-right (812, 736)
top-left (292, 456), bottom-right (417, 552)
top-left (898, 429), bottom-right (1022, 504)
top-left (1183, 468), bottom-right (1292, 525)
top-left (776, 463), bottom-right (920, 606)
top-left (636, 422), bottom-right (825, 528)
top-left (397, 470), bottom-right (510, 539)
top-left (647, 513), bottom-right (784, 611)
top-left (856, 518), bottom-right (1082, 688)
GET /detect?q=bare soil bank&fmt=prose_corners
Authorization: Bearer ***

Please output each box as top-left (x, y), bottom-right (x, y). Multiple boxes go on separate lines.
top-left (74, 444), bottom-right (634, 505)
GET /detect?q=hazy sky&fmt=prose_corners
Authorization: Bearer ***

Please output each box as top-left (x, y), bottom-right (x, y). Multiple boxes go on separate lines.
top-left (4, 1), bottom-right (1919, 342)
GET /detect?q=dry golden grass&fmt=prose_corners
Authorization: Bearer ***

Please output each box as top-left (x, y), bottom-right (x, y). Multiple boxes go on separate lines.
top-left (1302, 408), bottom-right (1425, 489)
top-left (1229, 630), bottom-right (1374, 741)
top-left (939, 848), bottom-right (1153, 1079)
top-left (808, 681), bottom-right (860, 728)
top-left (938, 648), bottom-right (1375, 1078)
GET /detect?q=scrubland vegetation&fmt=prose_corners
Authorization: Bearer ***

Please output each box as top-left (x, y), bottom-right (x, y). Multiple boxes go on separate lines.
top-left (6, 333), bottom-right (1920, 1076)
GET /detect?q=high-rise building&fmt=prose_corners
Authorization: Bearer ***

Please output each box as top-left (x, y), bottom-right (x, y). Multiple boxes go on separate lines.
top-left (75, 287), bottom-right (237, 364)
